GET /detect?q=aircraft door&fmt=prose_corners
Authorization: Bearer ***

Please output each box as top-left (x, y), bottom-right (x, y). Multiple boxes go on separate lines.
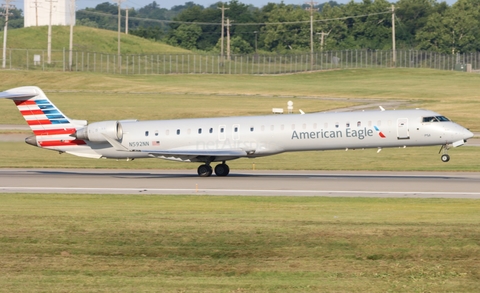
top-left (232, 124), bottom-right (240, 140)
top-left (397, 118), bottom-right (410, 140)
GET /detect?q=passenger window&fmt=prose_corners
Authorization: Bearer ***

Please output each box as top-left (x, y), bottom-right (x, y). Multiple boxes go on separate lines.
top-left (377, 120), bottom-right (382, 126)
top-left (198, 128), bottom-right (202, 134)
top-left (270, 125), bottom-right (274, 131)
top-left (291, 124), bottom-right (295, 130)
top-left (165, 130), bottom-right (169, 135)
top-left (176, 129), bottom-right (180, 135)
top-left (234, 127), bottom-right (238, 132)
top-left (220, 128), bottom-right (224, 133)
top-left (145, 131), bottom-right (149, 136)
top-left (250, 127), bottom-right (254, 132)
top-left (335, 122), bottom-right (339, 128)
top-left (155, 130), bottom-right (159, 136)
top-left (209, 128), bottom-right (213, 133)
top-left (313, 123), bottom-right (317, 129)
top-left (324, 123), bottom-right (328, 129)
top-left (357, 121), bottom-right (361, 127)
top-left (261, 125), bottom-right (265, 131)
top-left (280, 124), bottom-right (284, 130)
top-left (346, 122), bottom-right (350, 127)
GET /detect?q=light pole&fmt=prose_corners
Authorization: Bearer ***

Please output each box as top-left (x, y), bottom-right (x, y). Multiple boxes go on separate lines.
top-left (253, 31), bottom-right (258, 54)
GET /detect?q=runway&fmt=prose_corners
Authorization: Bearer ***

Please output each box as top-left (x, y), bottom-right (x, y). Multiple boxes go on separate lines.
top-left (1, 169), bottom-right (480, 198)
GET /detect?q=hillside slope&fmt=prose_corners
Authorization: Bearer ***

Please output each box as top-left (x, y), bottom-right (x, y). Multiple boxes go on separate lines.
top-left (1, 26), bottom-right (191, 55)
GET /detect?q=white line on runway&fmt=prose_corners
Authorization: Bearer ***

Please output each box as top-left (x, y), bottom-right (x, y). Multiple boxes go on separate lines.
top-left (3, 187), bottom-right (480, 197)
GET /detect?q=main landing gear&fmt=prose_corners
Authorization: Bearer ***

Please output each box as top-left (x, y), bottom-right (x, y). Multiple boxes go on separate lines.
top-left (197, 161), bottom-right (230, 177)
top-left (439, 144), bottom-right (450, 162)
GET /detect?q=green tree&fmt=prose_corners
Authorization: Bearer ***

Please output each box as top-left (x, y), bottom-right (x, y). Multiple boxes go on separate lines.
top-left (0, 7), bottom-right (23, 30)
top-left (317, 3), bottom-right (349, 50)
top-left (395, 0), bottom-right (435, 48)
top-left (262, 3), bottom-right (310, 53)
top-left (167, 24), bottom-right (202, 49)
top-left (416, 0), bottom-right (480, 53)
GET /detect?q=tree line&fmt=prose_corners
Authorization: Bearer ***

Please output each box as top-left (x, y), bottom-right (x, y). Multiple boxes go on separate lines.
top-left (2, 0), bottom-right (480, 55)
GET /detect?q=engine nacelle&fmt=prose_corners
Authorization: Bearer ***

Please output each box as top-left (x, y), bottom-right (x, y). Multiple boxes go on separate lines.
top-left (75, 120), bottom-right (123, 142)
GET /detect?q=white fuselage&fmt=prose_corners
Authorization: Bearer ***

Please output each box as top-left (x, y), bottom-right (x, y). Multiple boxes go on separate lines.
top-left (54, 109), bottom-right (472, 161)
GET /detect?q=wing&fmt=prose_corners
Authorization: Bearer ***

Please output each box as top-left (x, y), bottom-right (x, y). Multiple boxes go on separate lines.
top-left (101, 133), bottom-right (250, 162)
top-left (134, 148), bottom-right (249, 162)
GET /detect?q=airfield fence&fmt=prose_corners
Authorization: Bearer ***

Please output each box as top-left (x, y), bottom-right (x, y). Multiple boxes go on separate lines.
top-left (1, 48), bottom-right (479, 75)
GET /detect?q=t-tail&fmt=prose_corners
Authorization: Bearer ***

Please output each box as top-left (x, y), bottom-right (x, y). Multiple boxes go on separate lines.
top-left (0, 86), bottom-right (89, 152)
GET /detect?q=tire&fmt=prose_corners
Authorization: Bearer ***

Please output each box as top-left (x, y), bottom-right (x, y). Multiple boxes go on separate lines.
top-left (441, 154), bottom-right (450, 162)
top-left (214, 163), bottom-right (230, 176)
top-left (197, 164), bottom-right (213, 177)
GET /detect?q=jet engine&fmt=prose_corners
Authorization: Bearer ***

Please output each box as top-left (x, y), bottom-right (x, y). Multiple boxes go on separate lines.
top-left (74, 120), bottom-right (123, 142)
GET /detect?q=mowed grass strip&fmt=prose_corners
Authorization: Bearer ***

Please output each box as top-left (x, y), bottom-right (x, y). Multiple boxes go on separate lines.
top-left (0, 194), bottom-right (479, 292)
top-left (0, 92), bottom-right (355, 124)
top-left (0, 68), bottom-right (479, 130)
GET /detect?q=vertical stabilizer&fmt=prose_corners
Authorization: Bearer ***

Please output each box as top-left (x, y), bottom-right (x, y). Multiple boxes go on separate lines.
top-left (0, 86), bottom-right (88, 148)
top-left (0, 86), bottom-right (85, 136)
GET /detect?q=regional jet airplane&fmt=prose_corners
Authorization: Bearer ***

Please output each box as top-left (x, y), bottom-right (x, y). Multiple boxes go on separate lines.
top-left (0, 86), bottom-right (474, 177)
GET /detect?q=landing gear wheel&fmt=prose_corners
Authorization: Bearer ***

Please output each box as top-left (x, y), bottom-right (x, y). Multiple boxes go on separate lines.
top-left (441, 154), bottom-right (450, 162)
top-left (214, 163), bottom-right (230, 177)
top-left (197, 164), bottom-right (213, 177)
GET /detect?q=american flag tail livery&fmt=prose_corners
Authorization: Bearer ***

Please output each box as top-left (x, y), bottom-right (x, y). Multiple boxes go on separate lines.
top-left (0, 86), bottom-right (102, 158)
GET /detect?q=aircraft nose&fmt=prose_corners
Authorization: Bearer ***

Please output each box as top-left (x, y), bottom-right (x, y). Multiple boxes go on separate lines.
top-left (464, 128), bottom-right (474, 140)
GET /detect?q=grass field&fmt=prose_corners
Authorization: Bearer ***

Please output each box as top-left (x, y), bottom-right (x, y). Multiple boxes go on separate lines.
top-left (1, 68), bottom-right (479, 130)
top-left (0, 26), bottom-right (191, 54)
top-left (1, 194), bottom-right (479, 292)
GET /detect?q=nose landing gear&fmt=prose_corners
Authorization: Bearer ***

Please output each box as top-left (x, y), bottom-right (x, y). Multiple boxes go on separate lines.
top-left (439, 144), bottom-right (450, 162)
top-left (440, 154), bottom-right (450, 162)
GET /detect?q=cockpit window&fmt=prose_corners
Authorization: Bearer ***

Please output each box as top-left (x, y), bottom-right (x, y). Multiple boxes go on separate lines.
top-left (436, 116), bottom-right (450, 121)
top-left (422, 116), bottom-right (450, 123)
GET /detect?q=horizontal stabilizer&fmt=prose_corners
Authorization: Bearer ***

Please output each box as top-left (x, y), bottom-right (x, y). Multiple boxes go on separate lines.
top-left (0, 91), bottom-right (38, 100)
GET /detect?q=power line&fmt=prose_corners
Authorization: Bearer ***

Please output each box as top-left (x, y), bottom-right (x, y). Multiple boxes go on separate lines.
top-left (77, 9), bottom-right (392, 27)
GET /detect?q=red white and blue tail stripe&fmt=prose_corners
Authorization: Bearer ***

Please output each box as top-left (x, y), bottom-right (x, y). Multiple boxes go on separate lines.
top-left (0, 86), bottom-right (87, 147)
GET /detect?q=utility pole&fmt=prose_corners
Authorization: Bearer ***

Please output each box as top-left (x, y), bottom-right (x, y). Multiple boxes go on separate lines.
top-left (305, 1), bottom-right (318, 68)
top-left (68, 0), bottom-right (75, 71)
top-left (125, 6), bottom-right (128, 34)
top-left (316, 30), bottom-right (330, 52)
top-left (30, 0), bottom-right (39, 26)
top-left (392, 4), bottom-right (396, 67)
top-left (46, 0), bottom-right (57, 64)
top-left (114, 0), bottom-right (124, 71)
top-left (217, 3), bottom-right (228, 64)
top-left (1, 0), bottom-right (15, 69)
top-left (226, 18), bottom-right (231, 61)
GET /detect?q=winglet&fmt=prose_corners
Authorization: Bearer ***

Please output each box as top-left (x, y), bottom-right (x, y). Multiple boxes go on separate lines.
top-left (379, 106), bottom-right (385, 111)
